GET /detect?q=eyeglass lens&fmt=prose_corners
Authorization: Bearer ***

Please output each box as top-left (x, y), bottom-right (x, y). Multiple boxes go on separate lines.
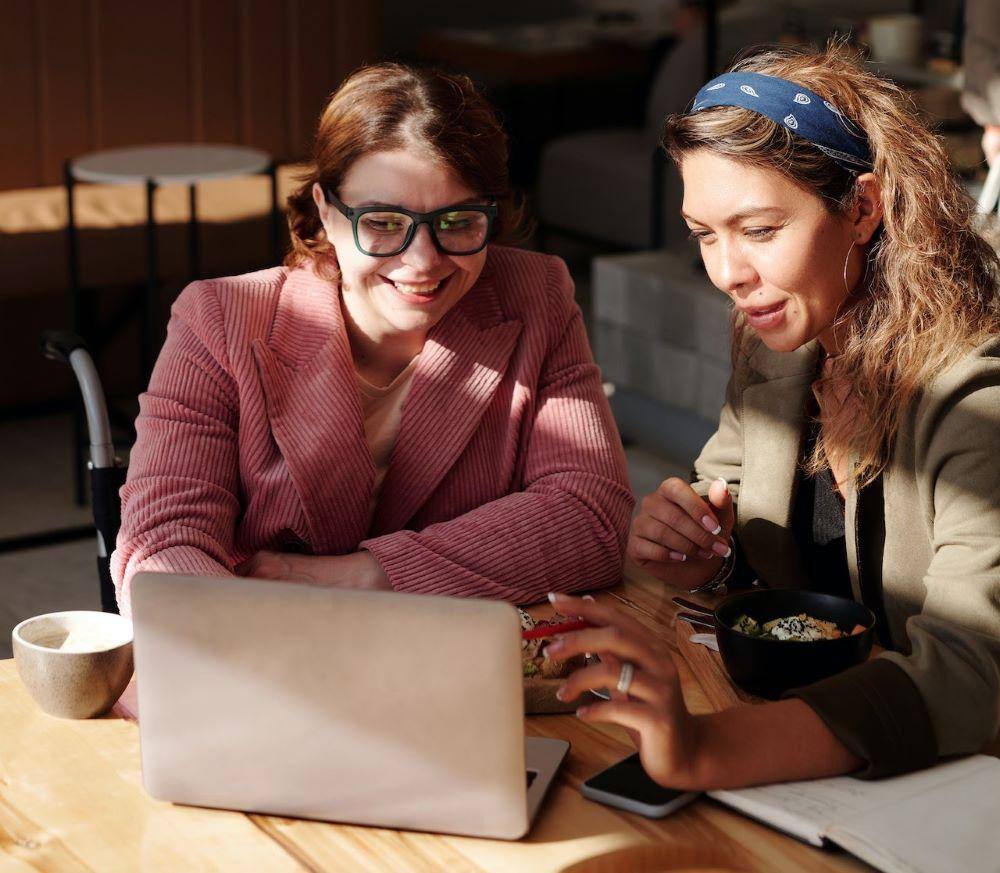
top-left (357, 210), bottom-right (490, 255)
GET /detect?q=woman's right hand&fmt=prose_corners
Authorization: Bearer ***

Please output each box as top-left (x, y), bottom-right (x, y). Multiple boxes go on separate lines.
top-left (546, 592), bottom-right (705, 789)
top-left (627, 477), bottom-right (734, 589)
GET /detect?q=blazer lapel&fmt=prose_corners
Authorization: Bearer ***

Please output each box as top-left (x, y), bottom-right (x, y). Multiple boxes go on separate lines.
top-left (251, 266), bottom-right (374, 554)
top-left (738, 341), bottom-right (819, 589)
top-left (371, 264), bottom-right (522, 535)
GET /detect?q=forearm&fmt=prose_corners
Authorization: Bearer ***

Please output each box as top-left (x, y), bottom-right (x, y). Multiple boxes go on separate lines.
top-left (311, 551), bottom-right (390, 590)
top-left (113, 542), bottom-right (235, 619)
top-left (361, 485), bottom-right (631, 601)
top-left (241, 550), bottom-right (391, 591)
top-left (690, 698), bottom-right (863, 790)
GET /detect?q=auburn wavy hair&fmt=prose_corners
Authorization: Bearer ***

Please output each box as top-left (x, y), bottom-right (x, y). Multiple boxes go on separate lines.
top-left (662, 42), bottom-right (1000, 488)
top-left (285, 62), bottom-right (526, 281)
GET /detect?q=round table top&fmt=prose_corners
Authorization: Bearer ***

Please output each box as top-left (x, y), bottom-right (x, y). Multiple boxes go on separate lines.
top-left (70, 143), bottom-right (272, 185)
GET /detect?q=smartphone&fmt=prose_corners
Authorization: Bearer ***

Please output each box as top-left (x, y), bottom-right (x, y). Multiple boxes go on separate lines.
top-left (580, 753), bottom-right (701, 819)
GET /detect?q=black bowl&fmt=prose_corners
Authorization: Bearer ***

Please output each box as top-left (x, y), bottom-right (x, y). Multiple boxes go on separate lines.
top-left (713, 590), bottom-right (875, 700)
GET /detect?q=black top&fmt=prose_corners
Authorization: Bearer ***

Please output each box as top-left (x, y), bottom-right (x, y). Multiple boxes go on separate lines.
top-left (791, 406), bottom-right (854, 600)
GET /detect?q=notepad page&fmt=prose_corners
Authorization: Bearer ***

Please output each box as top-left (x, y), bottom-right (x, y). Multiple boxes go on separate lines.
top-left (708, 755), bottom-right (995, 850)
top-left (706, 787), bottom-right (828, 846)
top-left (827, 762), bottom-right (1000, 873)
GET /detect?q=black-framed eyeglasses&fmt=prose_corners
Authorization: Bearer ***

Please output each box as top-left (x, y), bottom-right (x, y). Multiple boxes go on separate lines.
top-left (324, 187), bottom-right (497, 257)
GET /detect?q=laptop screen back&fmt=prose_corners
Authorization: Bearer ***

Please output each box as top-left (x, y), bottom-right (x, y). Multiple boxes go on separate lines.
top-left (131, 573), bottom-right (529, 839)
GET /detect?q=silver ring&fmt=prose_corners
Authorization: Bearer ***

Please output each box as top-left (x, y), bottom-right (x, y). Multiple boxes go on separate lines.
top-left (616, 661), bottom-right (635, 695)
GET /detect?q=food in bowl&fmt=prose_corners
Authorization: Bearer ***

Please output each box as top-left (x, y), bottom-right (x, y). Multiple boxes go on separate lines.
top-left (715, 590), bottom-right (876, 698)
top-left (519, 609), bottom-right (585, 678)
top-left (732, 612), bottom-right (866, 641)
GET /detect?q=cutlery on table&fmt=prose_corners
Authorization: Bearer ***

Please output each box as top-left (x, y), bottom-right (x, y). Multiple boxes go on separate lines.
top-left (676, 612), bottom-right (716, 632)
top-left (671, 596), bottom-right (715, 616)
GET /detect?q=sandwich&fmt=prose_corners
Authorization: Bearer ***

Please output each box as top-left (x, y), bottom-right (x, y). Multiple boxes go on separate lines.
top-left (519, 609), bottom-right (586, 679)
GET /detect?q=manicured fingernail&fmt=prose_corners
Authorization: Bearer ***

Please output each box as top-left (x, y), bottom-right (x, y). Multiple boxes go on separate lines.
top-left (544, 642), bottom-right (562, 659)
top-left (547, 592), bottom-right (563, 604)
top-left (702, 515), bottom-right (722, 535)
top-left (712, 541), bottom-right (732, 557)
top-left (669, 551), bottom-right (687, 562)
top-left (555, 685), bottom-right (567, 701)
top-left (717, 477), bottom-right (728, 487)
top-left (575, 706), bottom-right (590, 719)
top-left (582, 595), bottom-right (595, 602)
top-left (698, 549), bottom-right (715, 560)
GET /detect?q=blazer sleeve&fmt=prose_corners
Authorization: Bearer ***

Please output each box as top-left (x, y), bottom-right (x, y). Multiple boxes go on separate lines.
top-left (879, 355), bottom-right (1000, 756)
top-left (111, 280), bottom-right (240, 618)
top-left (790, 352), bottom-right (1000, 776)
top-left (360, 259), bottom-right (634, 603)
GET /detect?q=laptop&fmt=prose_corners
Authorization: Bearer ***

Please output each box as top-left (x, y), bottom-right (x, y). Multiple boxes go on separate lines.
top-left (130, 572), bottom-right (569, 840)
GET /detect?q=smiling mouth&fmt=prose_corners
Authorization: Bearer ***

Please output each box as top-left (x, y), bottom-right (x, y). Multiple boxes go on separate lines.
top-left (382, 276), bottom-right (444, 297)
top-left (744, 301), bottom-right (785, 316)
top-left (741, 299), bottom-right (788, 331)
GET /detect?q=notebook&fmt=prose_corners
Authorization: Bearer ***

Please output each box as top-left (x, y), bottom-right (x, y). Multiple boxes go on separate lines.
top-left (708, 754), bottom-right (1000, 873)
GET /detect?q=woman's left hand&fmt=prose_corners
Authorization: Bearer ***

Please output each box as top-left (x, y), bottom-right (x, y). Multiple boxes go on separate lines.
top-left (546, 591), bottom-right (705, 790)
top-left (236, 550), bottom-right (391, 590)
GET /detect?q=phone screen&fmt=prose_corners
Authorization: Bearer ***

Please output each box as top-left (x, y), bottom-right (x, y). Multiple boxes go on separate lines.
top-left (584, 754), bottom-right (688, 805)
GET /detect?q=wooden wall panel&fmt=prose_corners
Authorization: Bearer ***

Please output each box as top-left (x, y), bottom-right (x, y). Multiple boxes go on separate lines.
top-left (199, 0), bottom-right (240, 145)
top-left (334, 0), bottom-right (379, 80)
top-left (39, 0), bottom-right (92, 182)
top-left (0, 0), bottom-right (379, 191)
top-left (245, 0), bottom-right (288, 160)
top-left (284, 0), bottom-right (302, 158)
top-left (296, 1), bottom-right (339, 155)
top-left (291, 0), bottom-right (380, 159)
top-left (0, 1), bottom-right (40, 191)
top-left (97, 1), bottom-right (192, 148)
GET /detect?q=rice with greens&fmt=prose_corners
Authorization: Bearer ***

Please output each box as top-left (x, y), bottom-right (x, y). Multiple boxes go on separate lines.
top-left (731, 613), bottom-right (846, 641)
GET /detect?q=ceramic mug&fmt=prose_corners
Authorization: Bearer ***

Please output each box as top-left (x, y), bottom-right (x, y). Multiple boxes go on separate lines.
top-left (13, 610), bottom-right (133, 718)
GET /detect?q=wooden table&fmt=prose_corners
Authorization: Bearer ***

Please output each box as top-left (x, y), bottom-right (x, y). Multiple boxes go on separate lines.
top-left (0, 565), bottom-right (879, 872)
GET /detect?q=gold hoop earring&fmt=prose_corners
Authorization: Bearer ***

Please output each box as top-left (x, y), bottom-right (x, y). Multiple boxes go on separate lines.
top-left (843, 239), bottom-right (857, 295)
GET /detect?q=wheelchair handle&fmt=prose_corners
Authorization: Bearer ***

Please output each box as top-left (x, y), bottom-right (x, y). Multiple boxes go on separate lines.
top-left (41, 330), bottom-right (87, 364)
top-left (40, 330), bottom-right (117, 469)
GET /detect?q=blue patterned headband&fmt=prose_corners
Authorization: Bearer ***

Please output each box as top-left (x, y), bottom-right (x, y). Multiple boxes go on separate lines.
top-left (690, 72), bottom-right (873, 174)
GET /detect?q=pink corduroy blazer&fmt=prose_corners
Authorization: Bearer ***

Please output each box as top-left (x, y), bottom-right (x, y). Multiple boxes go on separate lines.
top-left (112, 246), bottom-right (633, 615)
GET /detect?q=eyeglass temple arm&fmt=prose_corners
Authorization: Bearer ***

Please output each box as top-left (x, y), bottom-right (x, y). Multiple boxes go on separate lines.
top-left (323, 186), bottom-right (352, 218)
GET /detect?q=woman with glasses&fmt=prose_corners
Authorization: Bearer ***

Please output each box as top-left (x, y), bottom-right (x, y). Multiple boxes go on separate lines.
top-left (548, 43), bottom-right (1000, 787)
top-left (111, 63), bottom-right (633, 615)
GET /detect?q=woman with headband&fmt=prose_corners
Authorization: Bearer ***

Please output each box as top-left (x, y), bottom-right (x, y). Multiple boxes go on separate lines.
top-left (548, 43), bottom-right (1000, 787)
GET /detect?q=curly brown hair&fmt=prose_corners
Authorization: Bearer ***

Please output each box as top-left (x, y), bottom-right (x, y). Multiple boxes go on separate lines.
top-left (662, 42), bottom-right (1000, 488)
top-left (285, 62), bottom-right (526, 281)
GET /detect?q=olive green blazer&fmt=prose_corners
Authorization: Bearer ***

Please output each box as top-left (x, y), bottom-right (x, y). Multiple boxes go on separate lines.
top-left (692, 335), bottom-right (1000, 772)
